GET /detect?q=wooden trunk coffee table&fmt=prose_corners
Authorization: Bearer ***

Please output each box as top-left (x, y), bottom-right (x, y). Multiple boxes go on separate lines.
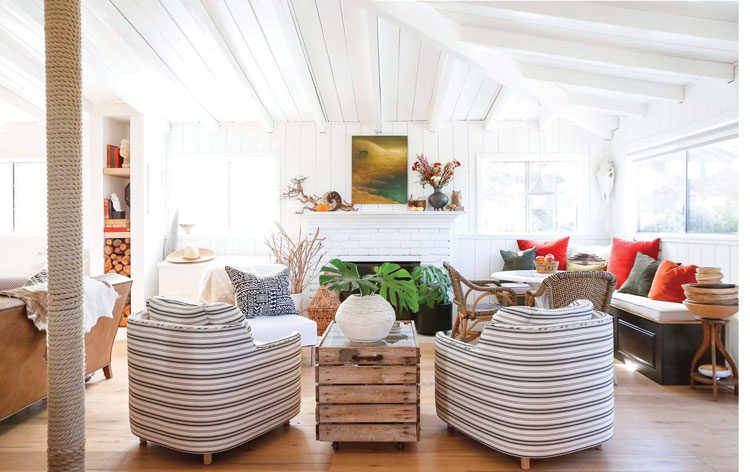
top-left (315, 320), bottom-right (420, 450)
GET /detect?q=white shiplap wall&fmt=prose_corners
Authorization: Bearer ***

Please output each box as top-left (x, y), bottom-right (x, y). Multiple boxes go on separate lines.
top-left (168, 119), bottom-right (610, 267)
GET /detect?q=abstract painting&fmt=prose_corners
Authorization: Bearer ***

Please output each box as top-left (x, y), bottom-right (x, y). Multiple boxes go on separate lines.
top-left (351, 136), bottom-right (408, 204)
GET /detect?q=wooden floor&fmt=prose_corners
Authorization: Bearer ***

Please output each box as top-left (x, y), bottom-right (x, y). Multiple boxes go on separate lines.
top-left (0, 338), bottom-right (738, 471)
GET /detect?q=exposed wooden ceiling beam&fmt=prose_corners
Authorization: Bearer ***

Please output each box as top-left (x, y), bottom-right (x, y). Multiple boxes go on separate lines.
top-left (483, 85), bottom-right (507, 130)
top-left (0, 83), bottom-right (43, 122)
top-left (366, 10), bottom-right (382, 132)
top-left (353, 0), bottom-right (616, 139)
top-left (520, 63), bottom-right (685, 102)
top-left (451, 1), bottom-right (737, 47)
top-left (85, 0), bottom-right (221, 132)
top-left (568, 92), bottom-right (648, 117)
top-left (266, 0), bottom-right (326, 125)
top-left (427, 53), bottom-right (454, 132)
top-left (462, 25), bottom-right (735, 81)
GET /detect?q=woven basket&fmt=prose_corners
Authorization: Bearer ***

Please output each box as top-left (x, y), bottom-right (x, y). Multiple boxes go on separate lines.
top-left (308, 287), bottom-right (340, 336)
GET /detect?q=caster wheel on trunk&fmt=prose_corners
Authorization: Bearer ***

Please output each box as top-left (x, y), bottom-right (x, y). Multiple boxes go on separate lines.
top-left (397, 442), bottom-right (404, 451)
top-left (332, 442), bottom-right (339, 451)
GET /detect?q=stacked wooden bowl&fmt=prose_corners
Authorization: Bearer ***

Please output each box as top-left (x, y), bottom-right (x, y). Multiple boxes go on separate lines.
top-left (696, 267), bottom-right (723, 284)
top-left (682, 283), bottom-right (739, 319)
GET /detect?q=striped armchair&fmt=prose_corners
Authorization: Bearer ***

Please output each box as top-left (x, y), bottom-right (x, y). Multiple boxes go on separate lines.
top-left (435, 300), bottom-right (614, 470)
top-left (127, 299), bottom-right (302, 465)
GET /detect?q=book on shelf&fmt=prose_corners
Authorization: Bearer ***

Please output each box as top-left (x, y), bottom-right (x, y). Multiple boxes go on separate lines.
top-left (106, 218), bottom-right (129, 227)
top-left (106, 145), bottom-right (122, 168)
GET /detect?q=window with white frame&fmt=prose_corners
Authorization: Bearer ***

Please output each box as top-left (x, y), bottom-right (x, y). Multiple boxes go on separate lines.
top-left (0, 160), bottom-right (47, 234)
top-left (636, 137), bottom-right (738, 234)
top-left (478, 155), bottom-right (579, 233)
top-left (169, 153), bottom-right (279, 235)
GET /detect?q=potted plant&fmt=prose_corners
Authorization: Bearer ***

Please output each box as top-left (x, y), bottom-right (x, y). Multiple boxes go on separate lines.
top-left (411, 265), bottom-right (453, 335)
top-left (319, 259), bottom-right (419, 342)
top-left (265, 223), bottom-right (326, 313)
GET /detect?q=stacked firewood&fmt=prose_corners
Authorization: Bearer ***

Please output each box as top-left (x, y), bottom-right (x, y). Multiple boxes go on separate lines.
top-left (104, 237), bottom-right (131, 324)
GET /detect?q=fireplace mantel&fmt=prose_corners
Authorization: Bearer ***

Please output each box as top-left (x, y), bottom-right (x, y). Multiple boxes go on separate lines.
top-left (303, 211), bottom-right (464, 230)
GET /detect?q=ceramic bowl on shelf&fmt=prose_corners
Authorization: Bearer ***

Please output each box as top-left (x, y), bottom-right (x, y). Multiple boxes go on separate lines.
top-left (682, 301), bottom-right (739, 319)
top-left (698, 364), bottom-right (732, 379)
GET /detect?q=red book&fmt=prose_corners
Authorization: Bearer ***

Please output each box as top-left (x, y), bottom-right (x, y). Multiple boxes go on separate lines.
top-left (106, 145), bottom-right (121, 168)
top-left (104, 227), bottom-right (129, 232)
top-left (103, 198), bottom-right (110, 220)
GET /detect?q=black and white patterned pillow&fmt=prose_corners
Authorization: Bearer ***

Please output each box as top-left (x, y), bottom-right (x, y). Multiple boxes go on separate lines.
top-left (225, 266), bottom-right (296, 318)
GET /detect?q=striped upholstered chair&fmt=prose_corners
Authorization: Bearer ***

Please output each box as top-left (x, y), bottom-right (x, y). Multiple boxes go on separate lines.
top-left (127, 298), bottom-right (302, 465)
top-left (435, 300), bottom-right (614, 470)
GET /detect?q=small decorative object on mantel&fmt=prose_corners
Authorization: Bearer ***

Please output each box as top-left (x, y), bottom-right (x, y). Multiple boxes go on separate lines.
top-left (445, 190), bottom-right (464, 211)
top-left (281, 176), bottom-right (357, 213)
top-left (407, 194), bottom-right (426, 211)
top-left (411, 154), bottom-right (461, 211)
top-left (265, 223), bottom-right (326, 313)
top-left (319, 259), bottom-right (418, 343)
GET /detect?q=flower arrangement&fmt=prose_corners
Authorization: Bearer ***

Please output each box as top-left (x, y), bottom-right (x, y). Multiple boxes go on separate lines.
top-left (411, 154), bottom-right (461, 189)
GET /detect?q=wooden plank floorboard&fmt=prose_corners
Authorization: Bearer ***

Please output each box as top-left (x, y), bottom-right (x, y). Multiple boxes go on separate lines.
top-left (0, 338), bottom-right (737, 471)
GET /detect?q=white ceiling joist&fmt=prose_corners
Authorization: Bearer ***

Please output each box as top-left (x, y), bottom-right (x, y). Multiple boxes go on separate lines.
top-left (462, 25), bottom-right (735, 81)
top-left (366, 10), bottom-right (382, 132)
top-left (568, 92), bottom-right (648, 117)
top-left (353, 0), bottom-right (616, 139)
top-left (86, 0), bottom-right (221, 132)
top-left (427, 54), bottom-right (454, 132)
top-left (181, 0), bottom-right (273, 132)
top-left (0, 83), bottom-right (43, 122)
top-left (520, 64), bottom-right (684, 102)
top-left (454, 1), bottom-right (737, 47)
top-left (483, 85), bottom-right (508, 131)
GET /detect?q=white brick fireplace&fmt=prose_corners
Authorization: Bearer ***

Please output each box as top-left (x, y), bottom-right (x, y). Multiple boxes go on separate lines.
top-left (302, 211), bottom-right (463, 298)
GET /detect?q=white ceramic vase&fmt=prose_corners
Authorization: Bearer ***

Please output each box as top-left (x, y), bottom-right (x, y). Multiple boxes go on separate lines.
top-left (290, 293), bottom-right (304, 314)
top-left (335, 294), bottom-right (396, 343)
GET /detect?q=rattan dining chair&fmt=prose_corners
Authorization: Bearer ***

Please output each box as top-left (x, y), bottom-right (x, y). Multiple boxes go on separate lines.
top-left (443, 262), bottom-right (516, 341)
top-left (525, 271), bottom-right (617, 311)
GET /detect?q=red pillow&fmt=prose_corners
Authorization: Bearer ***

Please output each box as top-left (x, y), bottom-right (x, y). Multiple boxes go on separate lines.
top-left (648, 260), bottom-right (697, 302)
top-left (609, 238), bottom-right (660, 289)
top-left (517, 237), bottom-right (570, 270)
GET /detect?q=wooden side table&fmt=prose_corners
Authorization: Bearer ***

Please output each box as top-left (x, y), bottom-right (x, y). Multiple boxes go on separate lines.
top-left (689, 318), bottom-right (739, 401)
top-left (315, 321), bottom-right (420, 450)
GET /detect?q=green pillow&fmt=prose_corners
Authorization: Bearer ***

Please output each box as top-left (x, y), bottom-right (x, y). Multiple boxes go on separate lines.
top-left (619, 252), bottom-right (661, 296)
top-left (501, 247), bottom-right (536, 271)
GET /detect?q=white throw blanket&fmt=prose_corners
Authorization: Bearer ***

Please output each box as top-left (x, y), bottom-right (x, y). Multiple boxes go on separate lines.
top-left (198, 262), bottom-right (286, 304)
top-left (0, 277), bottom-right (119, 333)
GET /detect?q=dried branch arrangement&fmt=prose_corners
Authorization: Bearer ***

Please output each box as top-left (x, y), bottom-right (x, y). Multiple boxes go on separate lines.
top-left (265, 223), bottom-right (326, 294)
top-left (280, 176), bottom-right (357, 213)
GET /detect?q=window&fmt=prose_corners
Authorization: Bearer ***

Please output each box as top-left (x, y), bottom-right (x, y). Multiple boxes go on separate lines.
top-left (478, 156), bottom-right (578, 233)
top-left (0, 161), bottom-right (47, 234)
top-left (636, 138), bottom-right (738, 234)
top-left (169, 154), bottom-right (279, 235)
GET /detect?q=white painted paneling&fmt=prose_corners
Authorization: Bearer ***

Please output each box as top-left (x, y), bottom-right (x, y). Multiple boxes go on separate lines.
top-left (377, 19), bottom-right (400, 122)
top-left (395, 30), bottom-right (421, 122)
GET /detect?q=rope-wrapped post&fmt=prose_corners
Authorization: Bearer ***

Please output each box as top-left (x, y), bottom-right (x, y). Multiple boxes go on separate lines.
top-left (44, 0), bottom-right (85, 470)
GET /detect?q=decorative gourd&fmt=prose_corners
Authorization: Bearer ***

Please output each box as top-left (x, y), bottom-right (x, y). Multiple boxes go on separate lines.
top-left (315, 203), bottom-right (330, 212)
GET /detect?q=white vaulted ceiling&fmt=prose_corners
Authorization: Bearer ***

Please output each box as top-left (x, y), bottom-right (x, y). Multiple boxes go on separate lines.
top-left (0, 0), bottom-right (739, 139)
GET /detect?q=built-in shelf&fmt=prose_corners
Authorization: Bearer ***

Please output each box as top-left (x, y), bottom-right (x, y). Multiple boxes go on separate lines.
top-left (103, 167), bottom-right (130, 177)
top-left (104, 231), bottom-right (130, 238)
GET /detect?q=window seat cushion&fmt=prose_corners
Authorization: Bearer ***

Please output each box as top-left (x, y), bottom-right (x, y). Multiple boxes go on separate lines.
top-left (611, 291), bottom-right (693, 323)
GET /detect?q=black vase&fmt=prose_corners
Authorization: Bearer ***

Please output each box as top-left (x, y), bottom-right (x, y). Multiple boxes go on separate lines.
top-left (414, 303), bottom-right (453, 335)
top-left (428, 186), bottom-right (449, 211)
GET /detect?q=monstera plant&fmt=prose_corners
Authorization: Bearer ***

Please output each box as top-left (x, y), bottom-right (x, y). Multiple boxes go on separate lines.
top-left (319, 259), bottom-right (418, 342)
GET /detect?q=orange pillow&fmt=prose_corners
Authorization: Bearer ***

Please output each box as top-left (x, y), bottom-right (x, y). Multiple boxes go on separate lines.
top-left (517, 236), bottom-right (570, 269)
top-left (648, 260), bottom-right (697, 302)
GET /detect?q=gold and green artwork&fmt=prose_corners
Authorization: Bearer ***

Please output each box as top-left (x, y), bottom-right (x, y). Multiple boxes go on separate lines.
top-left (351, 136), bottom-right (408, 204)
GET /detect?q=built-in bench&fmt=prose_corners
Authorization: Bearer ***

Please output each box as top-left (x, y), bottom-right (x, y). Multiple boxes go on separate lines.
top-left (609, 292), bottom-right (717, 385)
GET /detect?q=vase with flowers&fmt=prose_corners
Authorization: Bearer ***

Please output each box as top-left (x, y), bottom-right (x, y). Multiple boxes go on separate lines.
top-left (411, 154), bottom-right (461, 211)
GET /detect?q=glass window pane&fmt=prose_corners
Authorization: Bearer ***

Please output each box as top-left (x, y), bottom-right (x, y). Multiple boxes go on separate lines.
top-left (171, 155), bottom-right (228, 232)
top-left (0, 163), bottom-right (12, 233)
top-left (479, 161), bottom-right (526, 233)
top-left (228, 156), bottom-right (278, 234)
top-left (687, 138), bottom-right (738, 233)
top-left (528, 161), bottom-right (577, 232)
top-left (14, 162), bottom-right (47, 234)
top-left (637, 152), bottom-right (686, 232)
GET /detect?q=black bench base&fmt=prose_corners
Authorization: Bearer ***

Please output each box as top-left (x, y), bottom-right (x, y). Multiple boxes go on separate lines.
top-left (609, 306), bottom-right (719, 385)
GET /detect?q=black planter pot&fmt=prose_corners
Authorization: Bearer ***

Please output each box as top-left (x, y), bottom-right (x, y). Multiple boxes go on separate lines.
top-left (414, 303), bottom-right (453, 335)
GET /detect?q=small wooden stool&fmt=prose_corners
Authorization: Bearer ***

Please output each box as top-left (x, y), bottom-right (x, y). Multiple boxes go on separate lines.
top-left (689, 318), bottom-right (739, 401)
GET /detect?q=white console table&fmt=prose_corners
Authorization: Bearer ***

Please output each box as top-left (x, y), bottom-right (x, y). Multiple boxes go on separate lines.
top-left (157, 255), bottom-right (270, 300)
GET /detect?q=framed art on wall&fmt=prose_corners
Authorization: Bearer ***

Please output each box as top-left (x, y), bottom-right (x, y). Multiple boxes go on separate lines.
top-left (351, 136), bottom-right (408, 204)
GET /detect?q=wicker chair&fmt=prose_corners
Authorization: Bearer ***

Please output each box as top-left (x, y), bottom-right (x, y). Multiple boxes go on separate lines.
top-left (525, 271), bottom-right (617, 311)
top-left (443, 262), bottom-right (515, 341)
